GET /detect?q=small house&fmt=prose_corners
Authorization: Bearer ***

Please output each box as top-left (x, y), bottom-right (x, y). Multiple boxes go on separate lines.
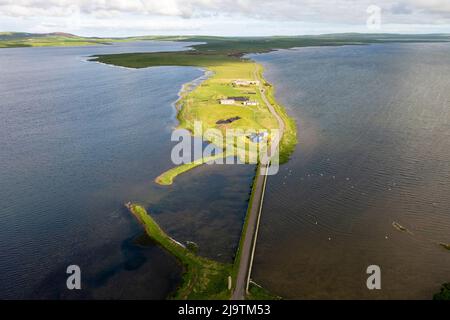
top-left (249, 131), bottom-right (269, 143)
top-left (220, 99), bottom-right (236, 105)
top-left (233, 80), bottom-right (260, 87)
top-left (228, 96), bottom-right (249, 102)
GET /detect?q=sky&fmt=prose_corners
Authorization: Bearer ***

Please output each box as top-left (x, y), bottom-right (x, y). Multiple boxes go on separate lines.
top-left (1, 0), bottom-right (450, 37)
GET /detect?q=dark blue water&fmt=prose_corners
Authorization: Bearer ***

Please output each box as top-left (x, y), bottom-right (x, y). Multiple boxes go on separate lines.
top-left (251, 43), bottom-right (450, 299)
top-left (0, 42), bottom-right (254, 299)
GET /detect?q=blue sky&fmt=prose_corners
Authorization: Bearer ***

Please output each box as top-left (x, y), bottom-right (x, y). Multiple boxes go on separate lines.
top-left (1, 0), bottom-right (450, 36)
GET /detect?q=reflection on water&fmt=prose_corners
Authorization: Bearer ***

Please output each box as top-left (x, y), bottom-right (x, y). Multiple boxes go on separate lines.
top-left (251, 43), bottom-right (450, 299)
top-left (0, 42), bottom-right (253, 299)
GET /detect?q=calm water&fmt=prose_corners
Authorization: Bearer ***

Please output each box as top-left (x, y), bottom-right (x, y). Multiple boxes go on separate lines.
top-left (0, 42), bottom-right (254, 299)
top-left (251, 43), bottom-right (450, 299)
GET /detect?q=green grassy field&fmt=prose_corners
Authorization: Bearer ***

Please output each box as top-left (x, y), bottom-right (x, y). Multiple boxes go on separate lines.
top-left (128, 204), bottom-right (232, 299)
top-left (0, 33), bottom-right (117, 48)
top-left (0, 32), bottom-right (183, 48)
top-left (433, 283), bottom-right (450, 300)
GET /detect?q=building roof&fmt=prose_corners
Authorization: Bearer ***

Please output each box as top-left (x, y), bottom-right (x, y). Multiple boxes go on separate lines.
top-left (227, 96), bottom-right (249, 102)
top-left (249, 131), bottom-right (269, 143)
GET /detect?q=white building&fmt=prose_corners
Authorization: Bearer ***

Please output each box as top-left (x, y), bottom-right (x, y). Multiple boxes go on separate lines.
top-left (244, 101), bottom-right (259, 106)
top-left (249, 131), bottom-right (269, 143)
top-left (233, 80), bottom-right (260, 87)
top-left (220, 99), bottom-right (235, 105)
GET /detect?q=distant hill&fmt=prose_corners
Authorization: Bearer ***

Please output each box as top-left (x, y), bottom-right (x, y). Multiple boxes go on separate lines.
top-left (0, 32), bottom-right (77, 40)
top-left (0, 32), bottom-right (449, 49)
top-left (0, 32), bottom-right (118, 48)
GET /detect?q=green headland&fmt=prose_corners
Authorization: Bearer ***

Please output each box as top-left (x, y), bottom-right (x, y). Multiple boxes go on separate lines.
top-left (0, 32), bottom-right (185, 48)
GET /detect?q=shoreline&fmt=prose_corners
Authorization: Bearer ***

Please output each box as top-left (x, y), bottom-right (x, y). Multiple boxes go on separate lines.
top-left (173, 67), bottom-right (213, 112)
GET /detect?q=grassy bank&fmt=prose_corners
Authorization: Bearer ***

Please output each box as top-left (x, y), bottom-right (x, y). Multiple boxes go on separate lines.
top-left (433, 283), bottom-right (450, 300)
top-left (155, 154), bottom-right (225, 185)
top-left (127, 203), bottom-right (232, 299)
top-left (247, 282), bottom-right (281, 300)
top-left (0, 33), bottom-right (118, 48)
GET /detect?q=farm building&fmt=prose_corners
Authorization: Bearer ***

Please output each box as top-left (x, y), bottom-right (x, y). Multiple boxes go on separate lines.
top-left (244, 101), bottom-right (259, 106)
top-left (228, 96), bottom-right (249, 102)
top-left (219, 96), bottom-right (250, 105)
top-left (233, 80), bottom-right (260, 87)
top-left (249, 131), bottom-right (269, 143)
top-left (219, 99), bottom-right (236, 105)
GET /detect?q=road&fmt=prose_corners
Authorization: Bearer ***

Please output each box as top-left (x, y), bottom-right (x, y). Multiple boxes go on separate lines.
top-left (257, 72), bottom-right (286, 150)
top-left (231, 68), bottom-right (285, 300)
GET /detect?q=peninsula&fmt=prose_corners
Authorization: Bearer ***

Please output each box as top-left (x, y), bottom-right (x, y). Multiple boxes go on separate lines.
top-left (93, 42), bottom-right (298, 185)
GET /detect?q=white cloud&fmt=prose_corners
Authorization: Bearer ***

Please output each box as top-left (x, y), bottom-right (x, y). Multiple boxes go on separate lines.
top-left (1, 0), bottom-right (450, 21)
top-left (0, 0), bottom-right (450, 35)
top-left (411, 0), bottom-right (450, 14)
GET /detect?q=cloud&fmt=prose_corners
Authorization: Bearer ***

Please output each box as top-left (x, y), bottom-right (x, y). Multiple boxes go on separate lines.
top-left (1, 0), bottom-right (449, 21)
top-left (0, 0), bottom-right (450, 21)
top-left (1, 0), bottom-right (450, 36)
top-left (411, 0), bottom-right (450, 14)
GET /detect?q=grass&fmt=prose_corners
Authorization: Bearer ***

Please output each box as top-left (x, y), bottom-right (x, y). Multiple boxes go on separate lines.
top-left (155, 154), bottom-right (225, 185)
top-left (93, 51), bottom-right (236, 68)
top-left (0, 33), bottom-right (186, 48)
top-left (127, 203), bottom-right (232, 300)
top-left (433, 283), bottom-right (450, 300)
top-left (0, 35), bottom-right (117, 48)
top-left (246, 282), bottom-right (281, 300)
